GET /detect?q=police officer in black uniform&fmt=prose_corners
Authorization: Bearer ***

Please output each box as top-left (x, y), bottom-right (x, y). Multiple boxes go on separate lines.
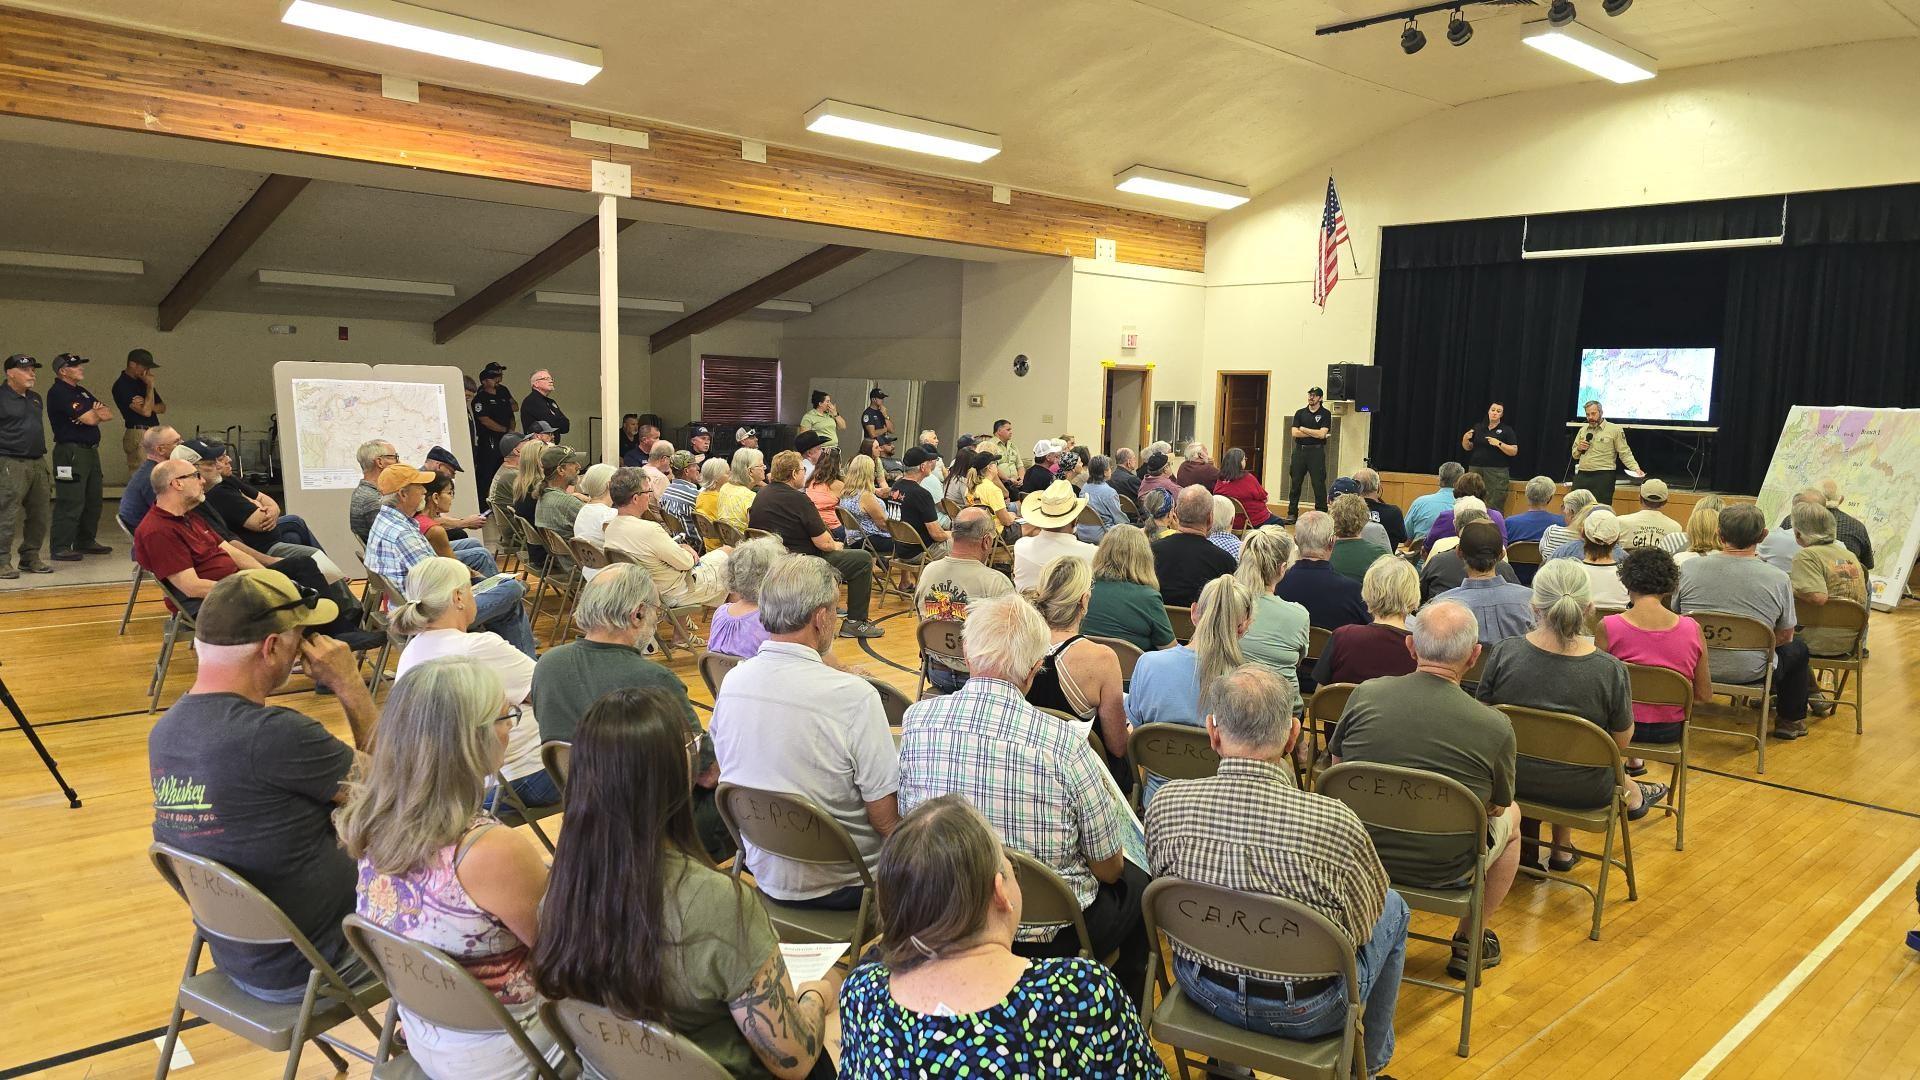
top-left (520, 369), bottom-right (569, 439)
top-left (471, 362), bottom-right (516, 495)
top-left (1286, 385), bottom-right (1332, 519)
top-left (0, 355), bottom-right (53, 577)
top-left (46, 353), bottom-right (115, 560)
top-left (861, 387), bottom-right (892, 441)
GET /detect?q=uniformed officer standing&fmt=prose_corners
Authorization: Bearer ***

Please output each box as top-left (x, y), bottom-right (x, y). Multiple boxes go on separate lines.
top-left (0, 354), bottom-right (54, 577)
top-left (46, 353), bottom-right (114, 560)
top-left (1286, 386), bottom-right (1332, 518)
top-left (861, 387), bottom-right (893, 441)
top-left (519, 369), bottom-right (569, 439)
top-left (471, 362), bottom-right (515, 495)
top-left (111, 347), bottom-right (166, 472)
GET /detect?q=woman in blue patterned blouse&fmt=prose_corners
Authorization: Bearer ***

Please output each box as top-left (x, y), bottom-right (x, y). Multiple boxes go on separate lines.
top-left (837, 795), bottom-right (1165, 1078)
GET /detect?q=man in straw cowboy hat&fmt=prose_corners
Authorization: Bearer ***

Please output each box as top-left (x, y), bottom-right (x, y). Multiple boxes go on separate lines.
top-left (1012, 478), bottom-right (1096, 591)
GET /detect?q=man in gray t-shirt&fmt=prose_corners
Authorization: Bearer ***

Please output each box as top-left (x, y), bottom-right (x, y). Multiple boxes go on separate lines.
top-left (1673, 504), bottom-right (1814, 737)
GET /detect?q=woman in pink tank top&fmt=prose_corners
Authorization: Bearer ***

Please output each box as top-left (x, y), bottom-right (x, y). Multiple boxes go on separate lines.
top-left (1597, 549), bottom-right (1712, 770)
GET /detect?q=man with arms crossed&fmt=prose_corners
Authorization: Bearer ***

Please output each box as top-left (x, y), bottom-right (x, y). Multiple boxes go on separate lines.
top-left (1287, 386), bottom-right (1332, 519)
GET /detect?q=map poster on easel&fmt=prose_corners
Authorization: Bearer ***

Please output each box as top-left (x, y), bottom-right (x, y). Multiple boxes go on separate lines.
top-left (1755, 405), bottom-right (1920, 611)
top-left (291, 378), bottom-right (453, 490)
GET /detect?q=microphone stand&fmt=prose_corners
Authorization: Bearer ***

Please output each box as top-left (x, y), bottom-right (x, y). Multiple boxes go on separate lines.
top-left (0, 660), bottom-right (82, 808)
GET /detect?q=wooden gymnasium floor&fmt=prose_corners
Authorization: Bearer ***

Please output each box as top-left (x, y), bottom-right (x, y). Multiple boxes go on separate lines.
top-left (3, 576), bottom-right (1919, 1079)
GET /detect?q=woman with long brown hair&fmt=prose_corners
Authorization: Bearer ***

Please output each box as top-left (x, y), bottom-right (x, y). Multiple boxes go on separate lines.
top-left (532, 688), bottom-right (838, 1079)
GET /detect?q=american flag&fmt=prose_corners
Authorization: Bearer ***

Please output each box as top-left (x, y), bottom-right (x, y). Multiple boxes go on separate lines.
top-left (1314, 176), bottom-right (1352, 309)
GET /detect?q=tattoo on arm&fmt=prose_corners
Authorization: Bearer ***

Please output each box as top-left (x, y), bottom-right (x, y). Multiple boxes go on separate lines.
top-left (730, 952), bottom-right (822, 1074)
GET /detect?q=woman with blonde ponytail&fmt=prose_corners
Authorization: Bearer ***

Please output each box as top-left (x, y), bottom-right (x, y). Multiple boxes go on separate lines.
top-left (1235, 528), bottom-right (1311, 700)
top-left (1020, 556), bottom-right (1130, 781)
top-left (1474, 558), bottom-right (1664, 872)
top-left (1126, 574), bottom-right (1253, 804)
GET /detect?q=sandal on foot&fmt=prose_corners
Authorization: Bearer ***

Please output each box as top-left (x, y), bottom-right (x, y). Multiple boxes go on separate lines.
top-left (1628, 782), bottom-right (1670, 821)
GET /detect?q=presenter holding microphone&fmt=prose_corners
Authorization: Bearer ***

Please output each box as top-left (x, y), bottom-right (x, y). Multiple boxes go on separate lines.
top-left (1461, 402), bottom-right (1519, 512)
top-left (1569, 399), bottom-right (1642, 506)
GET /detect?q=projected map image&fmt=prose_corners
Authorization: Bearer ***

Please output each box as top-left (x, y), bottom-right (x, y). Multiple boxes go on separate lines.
top-left (1576, 347), bottom-right (1716, 424)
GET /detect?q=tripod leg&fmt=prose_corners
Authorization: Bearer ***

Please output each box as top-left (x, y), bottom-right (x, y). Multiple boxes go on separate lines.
top-left (0, 679), bottom-right (81, 808)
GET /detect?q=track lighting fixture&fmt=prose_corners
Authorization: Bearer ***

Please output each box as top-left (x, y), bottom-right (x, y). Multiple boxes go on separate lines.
top-left (1400, 17), bottom-right (1427, 54)
top-left (1602, 0), bottom-right (1632, 14)
top-left (1548, 0), bottom-right (1577, 26)
top-left (1446, 8), bottom-right (1473, 46)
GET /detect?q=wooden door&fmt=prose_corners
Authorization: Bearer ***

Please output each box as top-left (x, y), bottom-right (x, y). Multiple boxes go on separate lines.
top-left (1217, 373), bottom-right (1270, 478)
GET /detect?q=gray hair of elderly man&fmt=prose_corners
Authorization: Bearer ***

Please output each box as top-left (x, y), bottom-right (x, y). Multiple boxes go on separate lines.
top-left (1204, 664), bottom-right (1297, 752)
top-left (570, 562), bottom-right (661, 635)
top-left (648, 440), bottom-right (676, 463)
top-left (1524, 475), bottom-right (1556, 507)
top-left (1174, 485), bottom-right (1214, 528)
top-left (1293, 510), bottom-right (1335, 556)
top-left (1353, 468), bottom-right (1382, 495)
top-left (1411, 600), bottom-right (1480, 667)
top-left (355, 439), bottom-right (395, 471)
top-left (1437, 461), bottom-right (1466, 487)
top-left (758, 554), bottom-right (844, 634)
top-left (949, 505), bottom-right (996, 547)
top-left (962, 592), bottom-right (1050, 683)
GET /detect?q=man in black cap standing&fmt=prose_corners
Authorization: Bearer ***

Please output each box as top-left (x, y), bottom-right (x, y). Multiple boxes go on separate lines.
top-left (1287, 386), bottom-right (1333, 520)
top-left (861, 387), bottom-right (892, 441)
top-left (47, 353), bottom-right (115, 561)
top-left (520, 369), bottom-right (569, 439)
top-left (113, 348), bottom-right (166, 472)
top-left (0, 355), bottom-right (54, 577)
top-left (470, 362), bottom-right (514, 494)
top-left (686, 424), bottom-right (712, 466)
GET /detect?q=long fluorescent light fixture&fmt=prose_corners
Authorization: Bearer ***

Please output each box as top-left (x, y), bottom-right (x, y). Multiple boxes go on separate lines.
top-left (755, 299), bottom-right (813, 314)
top-left (256, 269), bottom-right (455, 297)
top-left (0, 250), bottom-right (144, 276)
top-left (532, 291), bottom-right (685, 313)
top-left (1113, 166), bottom-right (1250, 210)
top-left (1521, 19), bottom-right (1657, 83)
top-left (280, 0), bottom-right (604, 84)
top-left (804, 100), bottom-right (1001, 163)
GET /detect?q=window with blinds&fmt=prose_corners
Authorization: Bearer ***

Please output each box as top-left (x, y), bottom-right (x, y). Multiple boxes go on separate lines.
top-left (700, 355), bottom-right (781, 423)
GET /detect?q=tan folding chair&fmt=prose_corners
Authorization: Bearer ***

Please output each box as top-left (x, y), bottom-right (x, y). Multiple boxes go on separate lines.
top-left (744, 528), bottom-right (776, 543)
top-left (688, 510), bottom-right (721, 552)
top-left (538, 527), bottom-right (585, 646)
top-left (1075, 503), bottom-right (1104, 527)
top-left (697, 650), bottom-right (744, 697)
top-left (1305, 625), bottom-right (1331, 668)
top-left (492, 767), bottom-right (559, 854)
top-left (540, 999), bottom-right (730, 1079)
top-left (340, 914), bottom-right (565, 1080)
top-left (1165, 603), bottom-right (1196, 644)
top-left (149, 844), bottom-right (385, 1080)
top-left (714, 783), bottom-right (876, 951)
top-left (713, 519), bottom-right (747, 547)
top-left (1303, 682), bottom-right (1358, 783)
top-left (1318, 762), bottom-right (1487, 1057)
top-left (883, 519), bottom-right (929, 596)
top-left (148, 575), bottom-right (201, 713)
top-left (540, 741), bottom-right (571, 792)
top-left (360, 567), bottom-right (410, 698)
top-left (1505, 540), bottom-right (1541, 569)
top-left (1224, 496), bottom-right (1249, 534)
top-left (1007, 849), bottom-right (1109, 964)
top-left (1127, 722), bottom-right (1221, 802)
top-left (939, 497), bottom-right (963, 520)
top-left (1086, 634), bottom-right (1144, 687)
top-left (1117, 492), bottom-right (1139, 518)
top-left (658, 507), bottom-right (688, 541)
top-left (916, 619), bottom-right (967, 698)
top-left (1623, 663), bottom-right (1693, 850)
top-left (117, 516), bottom-right (147, 635)
top-left (1691, 610), bottom-right (1776, 773)
top-left (1143, 878), bottom-right (1367, 1079)
top-left (866, 676), bottom-right (915, 728)
top-left (834, 506), bottom-right (868, 549)
top-left (1498, 704), bottom-right (1638, 940)
top-left (1799, 597), bottom-right (1869, 734)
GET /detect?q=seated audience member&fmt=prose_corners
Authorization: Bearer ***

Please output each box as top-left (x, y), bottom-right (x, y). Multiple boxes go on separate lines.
top-left (1077, 455), bottom-right (1128, 542)
top-left (1328, 601), bottom-right (1521, 978)
top-left (1175, 441), bottom-right (1220, 490)
top-left (1614, 479), bottom-right (1686, 552)
top-left (1235, 528), bottom-right (1311, 701)
top-left (486, 433), bottom-right (526, 516)
top-left (1476, 560), bottom-right (1664, 872)
top-left (1276, 510), bottom-right (1371, 631)
top-left (1677, 503), bottom-right (1813, 739)
top-left (1430, 522), bottom-right (1536, 644)
top-left (1136, 451), bottom-right (1181, 511)
top-left (943, 445), bottom-right (977, 507)
top-left (1425, 472), bottom-right (1508, 549)
top-left (1762, 489), bottom-right (1827, 574)
top-left (532, 444), bottom-right (586, 536)
top-left (530, 563), bottom-right (729, 855)
top-left (915, 507), bottom-right (1015, 692)
top-left (1014, 479), bottom-right (1098, 591)
top-left (1082, 524), bottom-right (1177, 653)
top-left (1211, 448), bottom-right (1270, 529)
top-left (422, 446), bottom-right (486, 538)
top-left (1139, 487), bottom-right (1173, 540)
top-left (692, 456), bottom-right (732, 530)
top-left (1128, 575), bottom-right (1253, 805)
top-left (1022, 439), bottom-right (1062, 494)
top-left (1056, 450), bottom-right (1087, 492)
top-left (179, 441), bottom-right (342, 581)
top-left (897, 594), bottom-right (1149, 1001)
top-left (1546, 503), bottom-right (1627, 564)
top-left (1419, 507), bottom-right (1521, 602)
top-left (1109, 447), bottom-right (1142, 504)
top-left (1425, 496), bottom-right (1484, 560)
top-left (1504, 475), bottom-right (1565, 544)
top-left (400, 467), bottom-right (509, 580)
top-left (838, 797), bottom-right (1160, 1076)
top-left (1576, 511), bottom-right (1632, 608)
top-left (838, 454), bottom-right (895, 555)
top-left (711, 555), bottom-right (901, 910)
top-left (1153, 485), bottom-right (1239, 606)
top-left (533, 689), bottom-right (839, 1080)
top-left (891, 446), bottom-right (951, 561)
top-left (1404, 461), bottom-right (1466, 544)
top-left (393, 556), bottom-right (557, 809)
top-left (1148, 665), bottom-right (1407, 1075)
top-left (1329, 493), bottom-right (1390, 583)
top-left (187, 438), bottom-right (322, 552)
top-left (1538, 488), bottom-right (1597, 559)
top-left (1024, 556), bottom-right (1131, 781)
top-left (1206, 495), bottom-right (1244, 561)
top-left (799, 431), bottom-right (832, 485)
top-left (604, 466), bottom-right (729, 609)
top-left (640, 440), bottom-right (676, 501)
top-left (1353, 467), bottom-right (1407, 551)
top-left (1788, 501), bottom-right (1868, 657)
top-left (1674, 505), bottom-right (1720, 567)
top-left (716, 448), bottom-right (764, 529)
top-left (1328, 476), bottom-right (1393, 551)
top-left (117, 424), bottom-right (181, 532)
top-left (348, 439), bottom-right (400, 541)
top-left (336, 657), bottom-right (566, 1077)
top-left (365, 462), bottom-right (534, 656)
top-left (1599, 548), bottom-right (1712, 757)
top-left (706, 535), bottom-right (786, 661)
top-left (570, 462), bottom-right (618, 545)
top-left (148, 570), bottom-right (377, 1003)
top-left (660, 450), bottom-right (702, 526)
top-left (750, 449), bottom-right (884, 639)
top-left (1802, 479), bottom-right (1873, 569)
top-left (969, 451), bottom-right (1020, 537)
top-left (1314, 556), bottom-right (1419, 688)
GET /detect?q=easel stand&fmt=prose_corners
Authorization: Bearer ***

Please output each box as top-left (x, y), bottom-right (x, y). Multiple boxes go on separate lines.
top-left (0, 660), bottom-right (82, 808)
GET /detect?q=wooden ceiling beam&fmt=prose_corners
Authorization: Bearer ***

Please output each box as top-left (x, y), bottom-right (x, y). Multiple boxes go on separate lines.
top-left (156, 174), bottom-right (309, 331)
top-left (434, 216), bottom-right (635, 344)
top-left (650, 245), bottom-right (866, 354)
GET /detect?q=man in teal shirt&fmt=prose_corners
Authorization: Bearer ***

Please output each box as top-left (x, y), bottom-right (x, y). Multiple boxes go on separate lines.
top-left (1404, 461), bottom-right (1465, 545)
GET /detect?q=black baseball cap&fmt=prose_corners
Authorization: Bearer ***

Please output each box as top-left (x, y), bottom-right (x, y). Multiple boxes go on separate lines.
top-left (957, 435), bottom-right (978, 450)
top-left (182, 437), bottom-right (227, 460)
top-left (4, 354), bottom-right (41, 371)
top-left (902, 446), bottom-right (937, 468)
top-left (53, 352), bottom-right (89, 370)
top-left (869, 387), bottom-right (888, 399)
top-left (127, 348), bottom-right (159, 368)
top-left (479, 362), bottom-right (507, 378)
top-left (497, 432), bottom-right (526, 456)
top-left (1308, 386), bottom-right (1325, 396)
top-left (426, 445), bottom-right (464, 472)
top-left (1459, 521), bottom-right (1504, 563)
top-left (529, 420), bottom-right (558, 434)
top-left (877, 433), bottom-right (898, 445)
top-left (689, 425), bottom-right (710, 438)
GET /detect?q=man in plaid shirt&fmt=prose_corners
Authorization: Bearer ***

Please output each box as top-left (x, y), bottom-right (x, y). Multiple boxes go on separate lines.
top-left (1146, 664), bottom-right (1408, 1076)
top-left (898, 592), bottom-right (1149, 1003)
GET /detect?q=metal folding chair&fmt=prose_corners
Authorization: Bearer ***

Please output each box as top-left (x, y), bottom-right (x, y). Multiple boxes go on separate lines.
top-left (117, 516), bottom-right (147, 634)
top-left (714, 783), bottom-right (876, 951)
top-left (1691, 609), bottom-right (1777, 773)
top-left (149, 576), bottom-right (201, 713)
top-left (1498, 704), bottom-right (1638, 940)
top-left (1800, 597), bottom-right (1869, 734)
top-left (540, 999), bottom-right (729, 1079)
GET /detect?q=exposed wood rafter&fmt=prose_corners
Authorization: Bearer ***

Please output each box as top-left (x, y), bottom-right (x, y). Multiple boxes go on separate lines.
top-left (649, 246), bottom-right (867, 354)
top-left (156, 174), bottom-right (309, 331)
top-left (434, 216), bottom-right (635, 344)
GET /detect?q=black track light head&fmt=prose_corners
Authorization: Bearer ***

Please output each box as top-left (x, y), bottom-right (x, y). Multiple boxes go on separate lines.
top-left (1447, 9), bottom-right (1473, 46)
top-left (1401, 18), bottom-right (1427, 54)
top-left (1548, 0), bottom-right (1577, 26)
top-left (1602, 0), bottom-right (1632, 14)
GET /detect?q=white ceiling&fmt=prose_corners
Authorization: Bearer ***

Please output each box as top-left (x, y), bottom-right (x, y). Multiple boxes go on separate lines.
top-left (0, 139), bottom-right (922, 332)
top-left (14, 0), bottom-right (1920, 216)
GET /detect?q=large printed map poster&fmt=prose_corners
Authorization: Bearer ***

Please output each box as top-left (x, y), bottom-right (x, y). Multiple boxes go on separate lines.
top-left (291, 378), bottom-right (452, 490)
top-left (1756, 405), bottom-right (1920, 610)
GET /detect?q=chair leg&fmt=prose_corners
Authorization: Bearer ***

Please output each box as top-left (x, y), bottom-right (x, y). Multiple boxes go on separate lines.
top-left (154, 1004), bottom-right (186, 1080)
top-left (120, 566), bottom-right (145, 635)
top-left (314, 1039), bottom-right (350, 1073)
top-left (150, 615), bottom-right (181, 713)
top-left (366, 636), bottom-right (393, 696)
top-left (1855, 664), bottom-right (1865, 735)
top-left (281, 974), bottom-right (321, 1080)
top-left (1590, 814), bottom-right (1616, 942)
top-left (1672, 755), bottom-right (1687, 852)
top-left (1458, 900), bottom-right (1483, 1056)
top-left (1620, 801), bottom-right (1638, 902)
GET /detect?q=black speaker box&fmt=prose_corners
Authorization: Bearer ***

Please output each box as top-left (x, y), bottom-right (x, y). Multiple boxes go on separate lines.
top-left (1326, 364), bottom-right (1381, 412)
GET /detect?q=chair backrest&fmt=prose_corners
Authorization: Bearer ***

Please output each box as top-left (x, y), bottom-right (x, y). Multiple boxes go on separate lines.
top-left (834, 506), bottom-right (866, 544)
top-left (1797, 598), bottom-right (1869, 655)
top-left (713, 783), bottom-right (874, 885)
top-left (151, 574), bottom-right (202, 627)
top-left (1305, 682), bottom-right (1357, 729)
top-left (1075, 503), bottom-right (1103, 526)
top-left (568, 537), bottom-right (608, 570)
top-left (1128, 723), bottom-right (1221, 784)
top-left (917, 619), bottom-right (966, 669)
top-left (1117, 492), bottom-right (1139, 516)
top-left (697, 650), bottom-right (744, 697)
top-left (507, 508), bottom-right (544, 550)
top-left (1689, 610), bottom-right (1777, 653)
top-left (1086, 635), bottom-right (1143, 682)
top-left (939, 497), bottom-right (963, 519)
top-left (688, 510), bottom-right (718, 547)
top-left (1624, 662), bottom-right (1693, 719)
top-left (539, 1000), bottom-right (730, 1080)
top-left (1461, 648), bottom-right (1486, 686)
top-left (1225, 496), bottom-right (1248, 527)
top-left (150, 843), bottom-right (307, 947)
top-left (1497, 704), bottom-right (1624, 772)
top-left (1165, 604), bottom-right (1195, 644)
top-left (744, 528), bottom-right (776, 543)
top-left (1305, 624), bottom-right (1331, 663)
top-left (1316, 762), bottom-right (1488, 886)
top-left (540, 741), bottom-right (571, 789)
top-left (1143, 877), bottom-right (1358, 985)
top-left (713, 520), bottom-right (746, 547)
top-left (886, 518), bottom-right (928, 558)
top-left (1506, 540), bottom-right (1542, 566)
top-left (1007, 849), bottom-right (1093, 957)
top-left (867, 677), bottom-right (914, 728)
top-left (540, 526), bottom-right (576, 561)
top-left (602, 545), bottom-right (641, 566)
top-left (658, 508), bottom-right (687, 538)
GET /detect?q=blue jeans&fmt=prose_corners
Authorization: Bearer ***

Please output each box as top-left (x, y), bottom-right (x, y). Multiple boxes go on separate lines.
top-left (269, 514), bottom-right (321, 551)
top-left (486, 769), bottom-right (561, 812)
top-left (471, 575), bottom-right (537, 657)
top-left (451, 536), bottom-right (502, 577)
top-left (926, 663), bottom-right (968, 693)
top-left (1173, 891), bottom-right (1409, 1076)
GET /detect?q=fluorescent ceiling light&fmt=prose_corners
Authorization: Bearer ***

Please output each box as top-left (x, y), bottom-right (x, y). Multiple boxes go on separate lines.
top-left (755, 299), bottom-right (813, 314)
top-left (1113, 166), bottom-right (1249, 210)
top-left (531, 291), bottom-right (685, 313)
top-left (1521, 19), bottom-right (1657, 83)
top-left (804, 100), bottom-right (1000, 163)
top-left (0, 250), bottom-right (144, 276)
top-left (280, 0), bottom-right (603, 84)
top-left (255, 269), bottom-right (455, 297)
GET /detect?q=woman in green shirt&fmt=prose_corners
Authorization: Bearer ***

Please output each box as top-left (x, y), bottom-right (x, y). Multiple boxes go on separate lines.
top-left (1081, 524), bottom-right (1176, 652)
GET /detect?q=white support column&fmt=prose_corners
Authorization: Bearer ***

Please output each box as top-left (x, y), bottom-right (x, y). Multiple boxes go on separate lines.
top-left (597, 193), bottom-right (620, 465)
